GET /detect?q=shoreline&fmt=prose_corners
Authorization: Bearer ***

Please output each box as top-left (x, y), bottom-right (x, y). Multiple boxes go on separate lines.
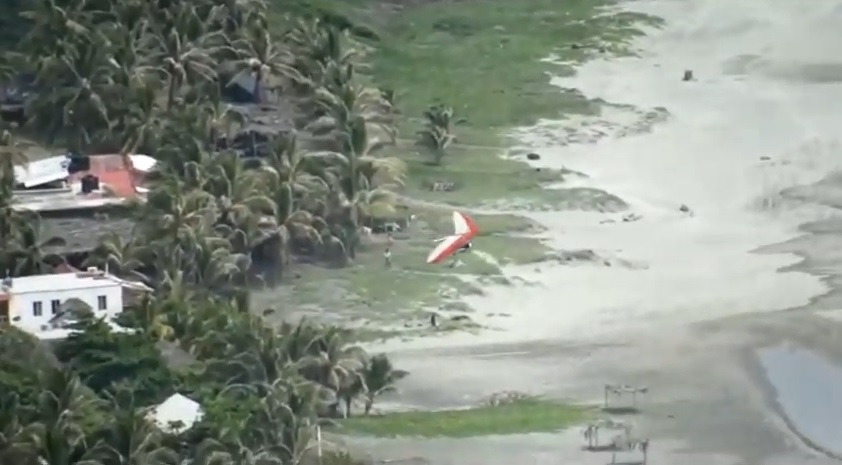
top-left (368, 0), bottom-right (840, 354)
top-left (350, 0), bottom-right (842, 463)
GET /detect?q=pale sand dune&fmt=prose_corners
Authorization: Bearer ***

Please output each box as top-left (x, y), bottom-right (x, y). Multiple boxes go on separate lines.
top-left (371, 0), bottom-right (842, 352)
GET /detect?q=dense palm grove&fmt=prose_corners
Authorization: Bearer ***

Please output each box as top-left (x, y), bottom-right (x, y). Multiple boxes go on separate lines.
top-left (0, 0), bottom-right (420, 463)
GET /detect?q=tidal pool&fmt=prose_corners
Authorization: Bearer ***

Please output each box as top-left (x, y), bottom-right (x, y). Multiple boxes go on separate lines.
top-left (757, 345), bottom-right (842, 457)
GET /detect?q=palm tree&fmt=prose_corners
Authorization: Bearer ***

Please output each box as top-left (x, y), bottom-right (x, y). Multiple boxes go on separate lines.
top-left (308, 72), bottom-right (393, 157)
top-left (82, 232), bottom-right (148, 281)
top-left (0, 394), bottom-right (43, 465)
top-left (230, 24), bottom-right (305, 101)
top-left (302, 329), bottom-right (365, 418)
top-left (94, 393), bottom-right (180, 465)
top-left (138, 174), bottom-right (217, 246)
top-left (10, 213), bottom-right (67, 276)
top-left (208, 0), bottom-right (267, 34)
top-left (28, 39), bottom-right (120, 150)
top-left (139, 5), bottom-right (224, 110)
top-left (35, 367), bottom-right (100, 465)
top-left (19, 0), bottom-right (95, 59)
top-left (242, 379), bottom-right (319, 463)
top-left (360, 354), bottom-right (409, 415)
top-left (416, 104), bottom-right (463, 165)
top-left (118, 80), bottom-right (167, 156)
top-left (286, 19), bottom-right (359, 89)
top-left (0, 131), bottom-right (28, 262)
top-left (260, 131), bottom-right (332, 258)
top-left (129, 294), bottom-right (176, 342)
top-left (202, 151), bottom-right (276, 229)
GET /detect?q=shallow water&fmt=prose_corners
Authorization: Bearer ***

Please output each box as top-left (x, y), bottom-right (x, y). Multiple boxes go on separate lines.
top-left (757, 345), bottom-right (842, 457)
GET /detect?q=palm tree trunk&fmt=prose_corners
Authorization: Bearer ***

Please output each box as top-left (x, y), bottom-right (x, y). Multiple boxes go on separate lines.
top-left (253, 68), bottom-right (263, 103)
top-left (343, 396), bottom-right (352, 418)
top-left (166, 75), bottom-right (178, 110)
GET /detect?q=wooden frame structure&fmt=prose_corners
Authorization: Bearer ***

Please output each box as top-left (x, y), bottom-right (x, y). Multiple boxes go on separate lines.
top-left (582, 419), bottom-right (650, 464)
top-left (604, 384), bottom-right (648, 412)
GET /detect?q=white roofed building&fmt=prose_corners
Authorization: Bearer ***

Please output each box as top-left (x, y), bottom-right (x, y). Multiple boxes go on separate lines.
top-left (147, 394), bottom-right (204, 434)
top-left (0, 267), bottom-right (151, 340)
top-left (13, 154), bottom-right (70, 188)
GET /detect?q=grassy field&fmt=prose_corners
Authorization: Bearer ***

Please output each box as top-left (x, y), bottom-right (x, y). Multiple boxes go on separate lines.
top-left (369, 0), bottom-right (657, 129)
top-left (366, 0), bottom-right (655, 209)
top-left (339, 398), bottom-right (590, 438)
top-left (255, 206), bottom-right (550, 340)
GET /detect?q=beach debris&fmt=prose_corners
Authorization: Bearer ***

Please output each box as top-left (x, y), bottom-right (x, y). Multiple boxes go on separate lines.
top-left (526, 152), bottom-right (541, 160)
top-left (760, 156), bottom-right (771, 161)
top-left (552, 249), bottom-right (600, 263)
top-left (372, 222), bottom-right (401, 233)
top-left (683, 69), bottom-right (694, 81)
top-left (679, 204), bottom-right (694, 216)
top-left (485, 390), bottom-right (530, 406)
top-left (427, 211), bottom-right (478, 264)
top-left (427, 180), bottom-right (456, 192)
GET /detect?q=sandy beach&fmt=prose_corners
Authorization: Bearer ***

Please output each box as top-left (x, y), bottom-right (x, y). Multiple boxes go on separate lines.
top-left (369, 0), bottom-right (842, 352)
top-left (354, 0), bottom-right (842, 463)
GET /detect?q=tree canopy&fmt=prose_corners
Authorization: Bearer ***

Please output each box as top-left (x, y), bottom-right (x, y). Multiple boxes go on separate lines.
top-left (0, 0), bottom-right (412, 463)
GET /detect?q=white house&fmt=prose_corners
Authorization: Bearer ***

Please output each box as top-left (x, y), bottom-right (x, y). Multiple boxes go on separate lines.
top-left (0, 267), bottom-right (150, 340)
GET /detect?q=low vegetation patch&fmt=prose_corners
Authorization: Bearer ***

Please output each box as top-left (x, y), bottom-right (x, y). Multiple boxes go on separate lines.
top-left (340, 396), bottom-right (589, 438)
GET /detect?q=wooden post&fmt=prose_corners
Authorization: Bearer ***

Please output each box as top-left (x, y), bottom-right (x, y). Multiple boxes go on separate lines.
top-left (316, 425), bottom-right (322, 465)
top-left (604, 384), bottom-right (609, 408)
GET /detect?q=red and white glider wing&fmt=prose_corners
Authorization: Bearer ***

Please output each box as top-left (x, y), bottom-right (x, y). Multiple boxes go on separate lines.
top-left (452, 211), bottom-right (477, 236)
top-left (426, 235), bottom-right (468, 264)
top-left (426, 212), bottom-right (479, 264)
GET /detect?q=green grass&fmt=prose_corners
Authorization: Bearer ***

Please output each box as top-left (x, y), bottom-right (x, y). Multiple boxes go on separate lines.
top-left (371, 0), bottom-right (659, 128)
top-left (273, 209), bottom-right (550, 319)
top-left (358, 0), bottom-right (656, 209)
top-left (340, 399), bottom-right (589, 438)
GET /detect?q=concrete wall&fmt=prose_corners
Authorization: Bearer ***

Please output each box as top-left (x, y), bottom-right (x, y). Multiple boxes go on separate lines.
top-left (9, 284), bottom-right (123, 334)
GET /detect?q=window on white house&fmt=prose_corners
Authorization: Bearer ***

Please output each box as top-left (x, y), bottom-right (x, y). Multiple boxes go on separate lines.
top-left (97, 295), bottom-right (107, 310)
top-left (32, 301), bottom-right (43, 317)
top-left (51, 299), bottom-right (60, 314)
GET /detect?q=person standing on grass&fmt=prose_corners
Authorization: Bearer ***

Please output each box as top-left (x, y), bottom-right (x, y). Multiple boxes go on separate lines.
top-left (384, 246), bottom-right (392, 268)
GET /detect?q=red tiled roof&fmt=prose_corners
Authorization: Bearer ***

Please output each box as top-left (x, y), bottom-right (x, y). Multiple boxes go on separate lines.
top-left (68, 154), bottom-right (138, 198)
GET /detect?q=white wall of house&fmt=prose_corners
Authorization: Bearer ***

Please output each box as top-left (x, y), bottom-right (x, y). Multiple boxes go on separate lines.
top-left (9, 284), bottom-right (123, 334)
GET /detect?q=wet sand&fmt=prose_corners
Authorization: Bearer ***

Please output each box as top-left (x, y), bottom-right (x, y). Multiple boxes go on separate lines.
top-left (356, 0), bottom-right (842, 463)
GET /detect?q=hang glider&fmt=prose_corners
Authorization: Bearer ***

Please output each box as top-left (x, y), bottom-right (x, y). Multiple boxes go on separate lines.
top-left (426, 211), bottom-right (478, 264)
